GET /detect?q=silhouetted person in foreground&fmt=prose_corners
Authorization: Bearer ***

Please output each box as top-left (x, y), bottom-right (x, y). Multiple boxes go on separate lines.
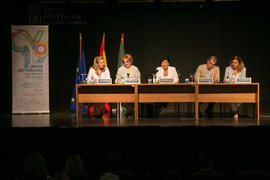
top-left (20, 152), bottom-right (52, 180)
top-left (65, 153), bottom-right (89, 180)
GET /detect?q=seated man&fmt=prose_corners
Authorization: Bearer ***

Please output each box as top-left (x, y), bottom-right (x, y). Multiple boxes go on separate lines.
top-left (194, 56), bottom-right (220, 117)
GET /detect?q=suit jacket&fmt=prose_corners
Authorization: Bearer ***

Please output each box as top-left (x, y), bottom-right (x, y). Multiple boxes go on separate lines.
top-left (115, 65), bottom-right (141, 83)
top-left (194, 64), bottom-right (220, 82)
top-left (155, 66), bottom-right (179, 83)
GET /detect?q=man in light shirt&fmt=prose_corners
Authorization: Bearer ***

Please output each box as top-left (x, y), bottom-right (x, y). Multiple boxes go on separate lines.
top-left (194, 56), bottom-right (220, 83)
top-left (194, 56), bottom-right (220, 117)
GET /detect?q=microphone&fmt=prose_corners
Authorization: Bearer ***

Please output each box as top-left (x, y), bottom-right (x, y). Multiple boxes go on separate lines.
top-left (177, 68), bottom-right (181, 78)
top-left (176, 64), bottom-right (183, 82)
top-left (152, 68), bottom-right (159, 84)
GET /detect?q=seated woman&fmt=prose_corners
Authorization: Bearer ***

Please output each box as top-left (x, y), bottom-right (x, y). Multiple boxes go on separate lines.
top-left (223, 56), bottom-right (246, 119)
top-left (115, 53), bottom-right (141, 118)
top-left (87, 56), bottom-right (110, 83)
top-left (155, 56), bottom-right (179, 83)
top-left (86, 56), bottom-right (111, 117)
top-left (115, 53), bottom-right (141, 83)
top-left (155, 56), bottom-right (179, 116)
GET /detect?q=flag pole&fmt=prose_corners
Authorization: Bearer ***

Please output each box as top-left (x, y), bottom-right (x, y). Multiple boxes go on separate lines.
top-left (118, 33), bottom-right (125, 122)
top-left (79, 33), bottom-right (83, 83)
top-left (79, 33), bottom-right (82, 64)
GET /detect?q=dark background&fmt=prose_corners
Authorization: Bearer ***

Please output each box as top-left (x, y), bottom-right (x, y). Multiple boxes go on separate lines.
top-left (2, 0), bottom-right (270, 113)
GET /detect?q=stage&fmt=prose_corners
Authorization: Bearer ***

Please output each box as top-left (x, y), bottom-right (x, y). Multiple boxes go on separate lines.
top-left (2, 110), bottom-right (270, 128)
top-left (0, 99), bottom-right (268, 128)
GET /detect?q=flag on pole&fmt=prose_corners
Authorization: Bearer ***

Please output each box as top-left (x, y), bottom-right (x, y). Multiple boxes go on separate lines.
top-left (117, 33), bottom-right (125, 68)
top-left (70, 33), bottom-right (88, 113)
top-left (117, 34), bottom-right (125, 115)
top-left (99, 33), bottom-right (107, 67)
top-left (99, 33), bottom-right (110, 112)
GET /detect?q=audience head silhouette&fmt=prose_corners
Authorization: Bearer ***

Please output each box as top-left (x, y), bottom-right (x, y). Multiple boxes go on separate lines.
top-left (21, 152), bottom-right (49, 180)
top-left (65, 153), bottom-right (88, 180)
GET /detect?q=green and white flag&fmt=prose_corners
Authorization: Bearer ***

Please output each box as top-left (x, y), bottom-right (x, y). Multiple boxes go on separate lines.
top-left (117, 34), bottom-right (125, 68)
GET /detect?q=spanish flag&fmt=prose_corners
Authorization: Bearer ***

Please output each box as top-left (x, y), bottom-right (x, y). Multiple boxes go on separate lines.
top-left (99, 33), bottom-right (107, 67)
top-left (99, 33), bottom-right (110, 112)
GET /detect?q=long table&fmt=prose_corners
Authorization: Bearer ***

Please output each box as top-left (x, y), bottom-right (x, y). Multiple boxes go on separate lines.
top-left (76, 83), bottom-right (260, 121)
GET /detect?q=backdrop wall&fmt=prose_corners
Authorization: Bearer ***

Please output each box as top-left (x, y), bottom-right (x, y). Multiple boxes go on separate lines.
top-left (2, 1), bottom-right (270, 113)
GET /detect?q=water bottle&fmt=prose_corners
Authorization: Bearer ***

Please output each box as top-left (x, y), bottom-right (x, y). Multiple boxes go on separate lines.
top-left (81, 74), bottom-right (87, 84)
top-left (120, 77), bottom-right (125, 84)
top-left (225, 76), bottom-right (229, 83)
top-left (90, 77), bottom-right (94, 84)
top-left (148, 75), bottom-right (153, 84)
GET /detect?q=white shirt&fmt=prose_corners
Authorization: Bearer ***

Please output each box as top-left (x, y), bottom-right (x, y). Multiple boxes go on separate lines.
top-left (155, 66), bottom-right (179, 83)
top-left (115, 65), bottom-right (141, 83)
top-left (231, 74), bottom-right (239, 82)
top-left (224, 66), bottom-right (246, 81)
top-left (86, 67), bottom-right (111, 83)
top-left (206, 68), bottom-right (211, 78)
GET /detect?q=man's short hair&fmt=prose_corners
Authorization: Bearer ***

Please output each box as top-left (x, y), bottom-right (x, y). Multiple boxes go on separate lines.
top-left (207, 56), bottom-right (217, 63)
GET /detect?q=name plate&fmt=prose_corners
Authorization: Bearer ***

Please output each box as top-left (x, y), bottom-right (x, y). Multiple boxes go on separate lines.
top-left (97, 78), bottom-right (112, 84)
top-left (125, 78), bottom-right (140, 84)
top-left (159, 78), bottom-right (174, 84)
top-left (236, 77), bottom-right (252, 83)
top-left (198, 78), bottom-right (213, 83)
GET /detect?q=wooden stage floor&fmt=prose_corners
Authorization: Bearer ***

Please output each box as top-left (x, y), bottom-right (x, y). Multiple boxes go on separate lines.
top-left (2, 112), bottom-right (270, 128)
top-left (2, 101), bottom-right (270, 128)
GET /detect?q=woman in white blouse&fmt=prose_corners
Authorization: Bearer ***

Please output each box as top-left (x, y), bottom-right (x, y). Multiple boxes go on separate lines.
top-left (155, 56), bottom-right (179, 83)
top-left (87, 56), bottom-right (110, 83)
top-left (86, 56), bottom-right (111, 117)
top-left (154, 57), bottom-right (179, 116)
top-left (115, 53), bottom-right (141, 84)
top-left (115, 54), bottom-right (141, 118)
top-left (223, 56), bottom-right (246, 119)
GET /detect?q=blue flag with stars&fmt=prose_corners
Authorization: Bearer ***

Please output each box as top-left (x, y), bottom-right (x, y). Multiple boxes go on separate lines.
top-left (70, 37), bottom-right (88, 113)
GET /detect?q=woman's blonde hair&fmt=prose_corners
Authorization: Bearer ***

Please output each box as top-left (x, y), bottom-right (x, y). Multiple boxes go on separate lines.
top-left (230, 56), bottom-right (245, 72)
top-left (122, 53), bottom-right (134, 64)
top-left (92, 56), bottom-right (106, 74)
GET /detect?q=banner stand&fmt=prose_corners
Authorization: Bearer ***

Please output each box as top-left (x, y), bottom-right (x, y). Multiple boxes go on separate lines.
top-left (12, 25), bottom-right (49, 114)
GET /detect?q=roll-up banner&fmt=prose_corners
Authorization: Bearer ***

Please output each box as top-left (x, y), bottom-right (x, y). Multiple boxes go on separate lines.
top-left (12, 25), bottom-right (49, 113)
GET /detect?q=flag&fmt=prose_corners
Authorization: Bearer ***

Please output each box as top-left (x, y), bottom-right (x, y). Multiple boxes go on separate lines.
top-left (99, 33), bottom-right (107, 67)
top-left (99, 33), bottom-right (110, 112)
top-left (117, 34), bottom-right (125, 113)
top-left (117, 33), bottom-right (125, 68)
top-left (70, 34), bottom-right (88, 113)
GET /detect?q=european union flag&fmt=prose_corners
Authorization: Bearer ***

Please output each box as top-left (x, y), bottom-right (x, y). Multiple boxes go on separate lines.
top-left (70, 35), bottom-right (88, 113)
